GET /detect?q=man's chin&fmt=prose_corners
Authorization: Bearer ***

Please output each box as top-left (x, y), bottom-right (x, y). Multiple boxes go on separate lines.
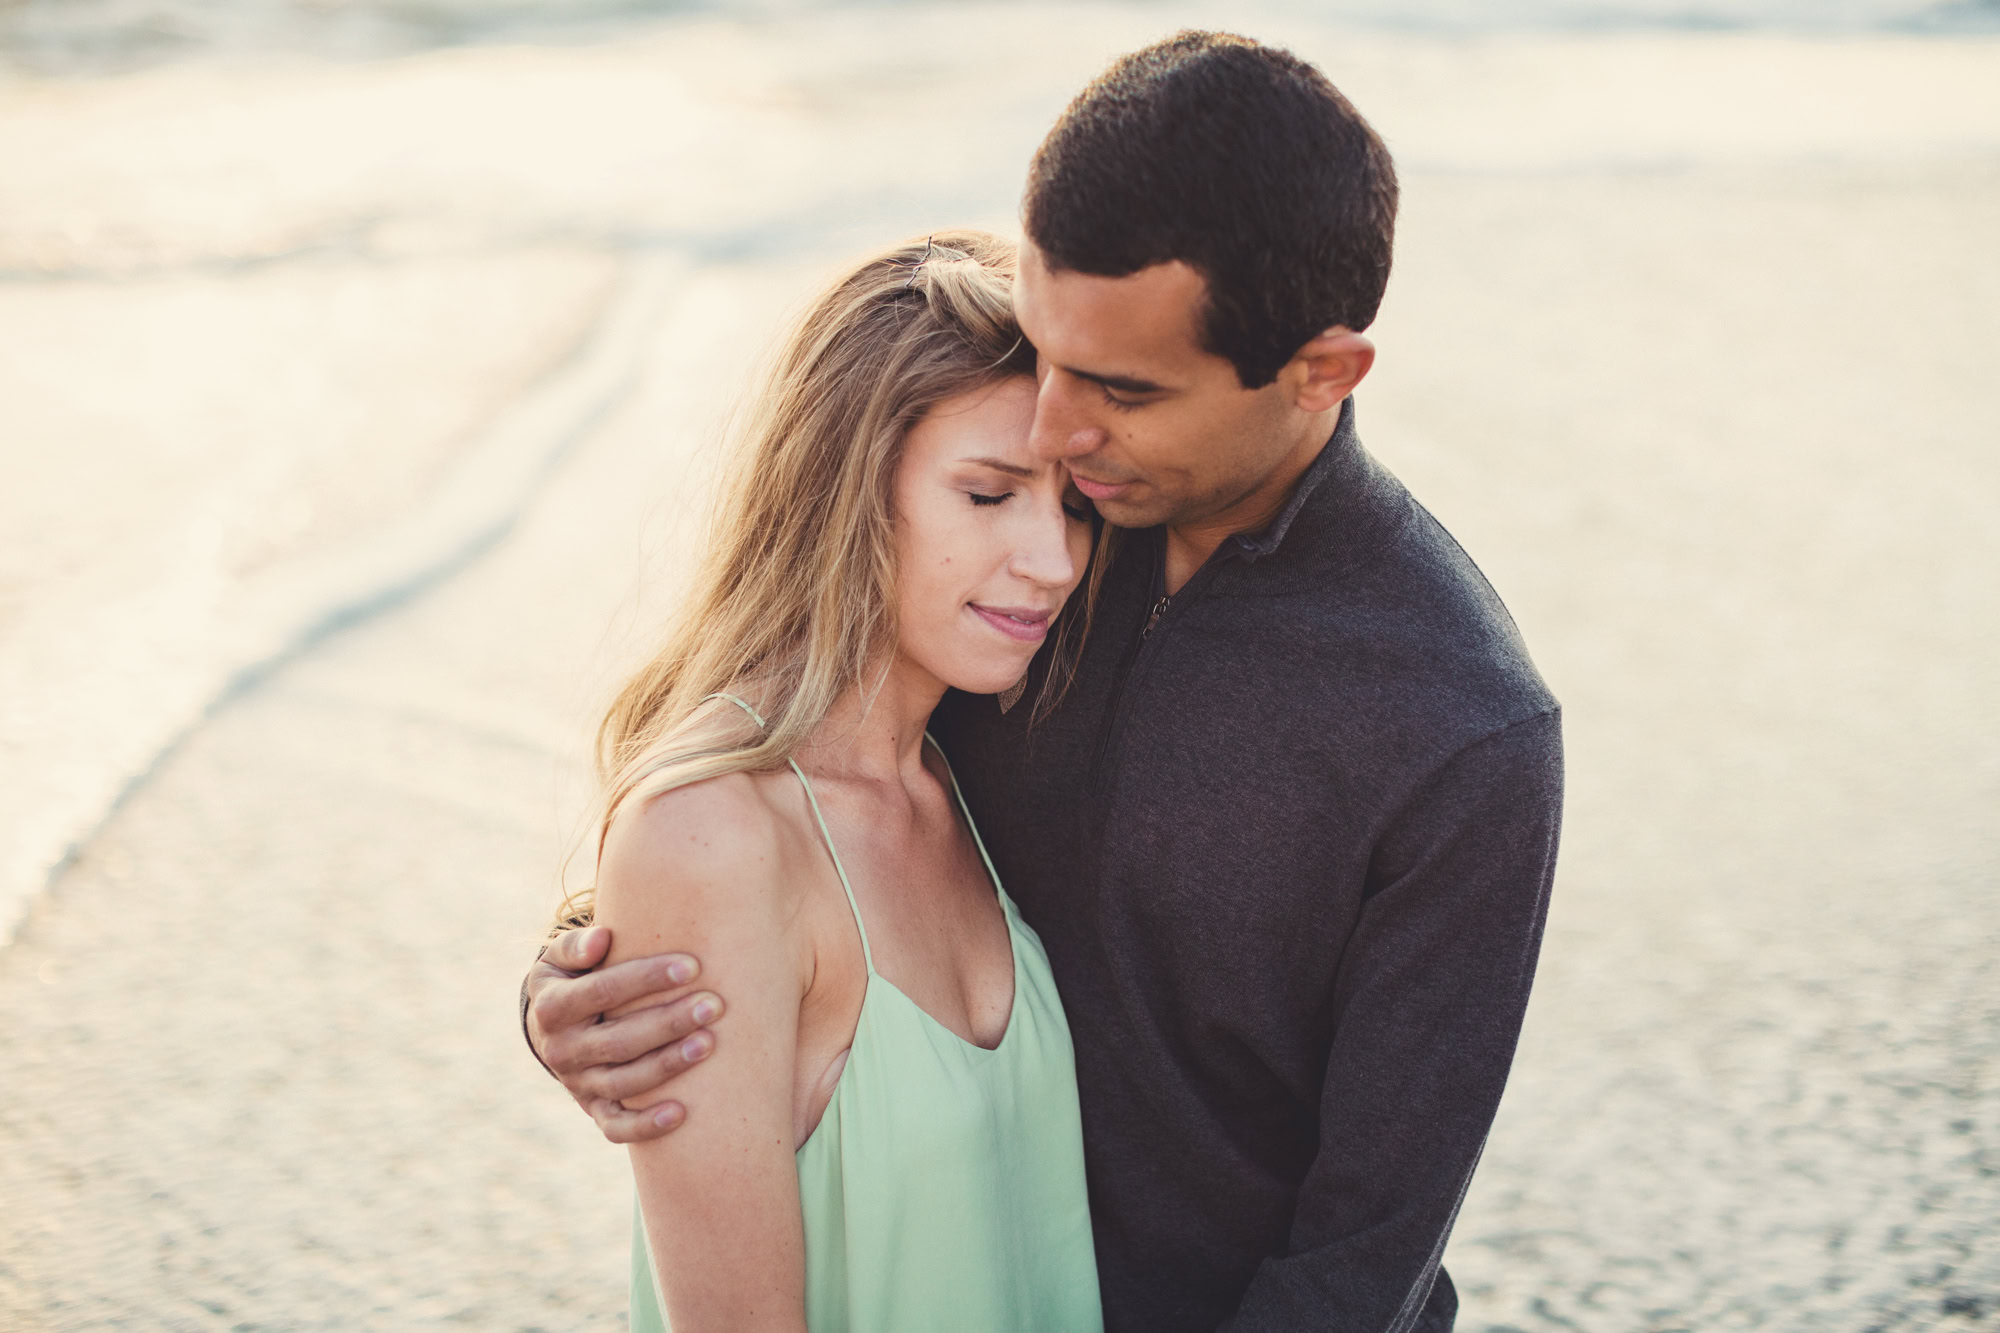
top-left (1090, 496), bottom-right (1174, 531)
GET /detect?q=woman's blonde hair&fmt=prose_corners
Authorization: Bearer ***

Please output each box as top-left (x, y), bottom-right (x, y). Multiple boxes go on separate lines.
top-left (554, 230), bottom-right (1105, 931)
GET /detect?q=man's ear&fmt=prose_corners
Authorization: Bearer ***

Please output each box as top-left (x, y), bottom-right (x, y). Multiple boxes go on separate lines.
top-left (1282, 327), bottom-right (1374, 413)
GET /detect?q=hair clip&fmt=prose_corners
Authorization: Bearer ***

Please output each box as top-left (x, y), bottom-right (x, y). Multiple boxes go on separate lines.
top-left (903, 235), bottom-right (936, 291)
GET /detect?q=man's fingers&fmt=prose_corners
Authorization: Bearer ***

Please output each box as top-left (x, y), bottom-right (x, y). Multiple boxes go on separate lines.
top-left (543, 924), bottom-right (612, 972)
top-left (590, 1096), bottom-right (686, 1146)
top-left (577, 1028), bottom-right (719, 1104)
top-left (569, 991), bottom-right (724, 1070)
top-left (579, 952), bottom-right (700, 1017)
top-left (536, 951), bottom-right (701, 1030)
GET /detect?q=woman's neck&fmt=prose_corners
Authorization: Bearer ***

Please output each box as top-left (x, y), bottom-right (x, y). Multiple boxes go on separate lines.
top-left (799, 654), bottom-right (946, 791)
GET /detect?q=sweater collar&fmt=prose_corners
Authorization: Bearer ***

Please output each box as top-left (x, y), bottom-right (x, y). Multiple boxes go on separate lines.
top-left (1225, 395), bottom-right (1359, 564)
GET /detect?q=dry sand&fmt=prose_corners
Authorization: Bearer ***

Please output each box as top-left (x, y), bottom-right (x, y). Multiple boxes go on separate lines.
top-left (1, 8), bottom-right (1996, 1329)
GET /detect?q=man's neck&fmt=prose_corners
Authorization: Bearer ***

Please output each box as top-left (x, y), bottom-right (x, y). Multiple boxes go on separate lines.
top-left (1160, 410), bottom-right (1336, 594)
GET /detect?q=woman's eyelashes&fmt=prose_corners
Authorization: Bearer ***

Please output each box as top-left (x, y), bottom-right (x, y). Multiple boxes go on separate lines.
top-left (965, 485), bottom-right (1092, 520)
top-left (1099, 386), bottom-right (1142, 413)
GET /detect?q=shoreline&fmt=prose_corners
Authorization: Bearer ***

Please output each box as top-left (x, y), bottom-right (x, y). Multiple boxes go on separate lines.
top-left (1, 12), bottom-right (1995, 1327)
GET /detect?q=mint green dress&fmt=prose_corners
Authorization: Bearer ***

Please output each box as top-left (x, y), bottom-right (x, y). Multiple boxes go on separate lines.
top-left (629, 705), bottom-right (1103, 1333)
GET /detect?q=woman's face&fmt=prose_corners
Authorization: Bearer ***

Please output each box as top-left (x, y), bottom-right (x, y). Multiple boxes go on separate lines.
top-left (892, 375), bottom-right (1094, 697)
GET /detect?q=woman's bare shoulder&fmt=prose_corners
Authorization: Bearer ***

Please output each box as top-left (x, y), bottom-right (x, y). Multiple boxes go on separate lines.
top-left (596, 769), bottom-right (811, 948)
top-left (607, 772), bottom-right (776, 868)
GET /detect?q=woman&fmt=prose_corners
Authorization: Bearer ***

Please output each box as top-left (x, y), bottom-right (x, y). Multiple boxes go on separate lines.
top-left (561, 232), bottom-right (1106, 1331)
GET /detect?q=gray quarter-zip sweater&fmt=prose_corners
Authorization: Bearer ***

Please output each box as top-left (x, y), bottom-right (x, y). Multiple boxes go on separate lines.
top-left (931, 397), bottom-right (1564, 1332)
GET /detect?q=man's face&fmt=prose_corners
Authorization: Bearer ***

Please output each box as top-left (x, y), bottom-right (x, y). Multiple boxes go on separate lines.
top-left (1013, 238), bottom-right (1303, 532)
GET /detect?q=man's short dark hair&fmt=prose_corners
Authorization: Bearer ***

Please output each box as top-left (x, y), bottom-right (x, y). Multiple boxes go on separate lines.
top-left (1023, 31), bottom-right (1398, 389)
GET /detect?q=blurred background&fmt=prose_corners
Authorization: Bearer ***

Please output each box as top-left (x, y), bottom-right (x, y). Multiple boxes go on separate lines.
top-left (1, 1), bottom-right (1996, 1329)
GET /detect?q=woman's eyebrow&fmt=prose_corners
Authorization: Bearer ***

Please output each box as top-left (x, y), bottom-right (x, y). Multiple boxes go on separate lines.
top-left (958, 455), bottom-right (1036, 478)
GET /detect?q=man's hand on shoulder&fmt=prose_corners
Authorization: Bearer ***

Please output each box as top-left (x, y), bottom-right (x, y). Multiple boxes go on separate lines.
top-left (523, 924), bottom-right (726, 1145)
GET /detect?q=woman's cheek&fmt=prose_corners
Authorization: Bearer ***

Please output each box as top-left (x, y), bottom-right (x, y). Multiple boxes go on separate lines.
top-left (1066, 529), bottom-right (1091, 594)
top-left (921, 530), bottom-right (970, 636)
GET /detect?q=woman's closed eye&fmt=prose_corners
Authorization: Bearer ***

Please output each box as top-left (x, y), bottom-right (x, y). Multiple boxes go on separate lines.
top-left (970, 489), bottom-right (1094, 524)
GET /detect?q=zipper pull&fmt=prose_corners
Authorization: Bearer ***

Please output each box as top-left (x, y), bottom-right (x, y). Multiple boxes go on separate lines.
top-left (1142, 594), bottom-right (1172, 640)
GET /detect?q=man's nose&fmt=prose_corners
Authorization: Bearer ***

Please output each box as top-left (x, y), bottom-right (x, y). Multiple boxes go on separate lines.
top-left (1029, 372), bottom-right (1109, 463)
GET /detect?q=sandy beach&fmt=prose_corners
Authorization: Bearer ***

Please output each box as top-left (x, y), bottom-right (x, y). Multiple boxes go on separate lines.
top-left (2, 5), bottom-right (1996, 1328)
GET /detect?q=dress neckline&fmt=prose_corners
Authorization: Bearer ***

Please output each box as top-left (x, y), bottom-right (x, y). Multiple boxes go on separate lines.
top-left (787, 732), bottom-right (1021, 1056)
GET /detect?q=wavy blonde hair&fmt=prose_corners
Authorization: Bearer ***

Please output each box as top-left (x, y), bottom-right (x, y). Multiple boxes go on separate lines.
top-left (554, 230), bottom-right (1107, 931)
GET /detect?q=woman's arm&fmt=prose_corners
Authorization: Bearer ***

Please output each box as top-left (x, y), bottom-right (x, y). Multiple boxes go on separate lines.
top-left (595, 774), bottom-right (812, 1333)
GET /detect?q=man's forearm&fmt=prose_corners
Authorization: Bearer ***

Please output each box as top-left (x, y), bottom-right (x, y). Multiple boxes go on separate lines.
top-left (1226, 711), bottom-right (1563, 1332)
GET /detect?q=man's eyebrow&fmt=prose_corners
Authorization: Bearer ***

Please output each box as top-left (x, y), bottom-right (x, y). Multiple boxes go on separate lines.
top-left (1063, 365), bottom-right (1169, 395)
top-left (958, 455), bottom-right (1036, 478)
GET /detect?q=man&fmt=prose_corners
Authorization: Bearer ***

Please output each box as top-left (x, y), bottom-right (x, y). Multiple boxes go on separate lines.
top-left (524, 31), bottom-right (1562, 1332)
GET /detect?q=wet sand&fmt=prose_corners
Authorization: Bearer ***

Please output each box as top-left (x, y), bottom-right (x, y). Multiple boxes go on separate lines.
top-left (2, 10), bottom-right (1996, 1329)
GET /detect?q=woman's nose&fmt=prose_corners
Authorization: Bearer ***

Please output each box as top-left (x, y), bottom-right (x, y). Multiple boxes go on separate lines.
top-left (1012, 501), bottom-right (1081, 589)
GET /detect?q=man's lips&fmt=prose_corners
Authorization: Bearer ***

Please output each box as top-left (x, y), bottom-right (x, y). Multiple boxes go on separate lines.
top-left (969, 604), bottom-right (1054, 643)
top-left (1069, 473), bottom-right (1134, 502)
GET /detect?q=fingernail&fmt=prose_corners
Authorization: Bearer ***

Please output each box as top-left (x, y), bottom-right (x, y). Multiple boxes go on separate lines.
top-left (681, 1034), bottom-right (711, 1061)
top-left (668, 958), bottom-right (696, 985)
top-left (692, 997), bottom-right (718, 1024)
top-left (654, 1104), bottom-right (683, 1129)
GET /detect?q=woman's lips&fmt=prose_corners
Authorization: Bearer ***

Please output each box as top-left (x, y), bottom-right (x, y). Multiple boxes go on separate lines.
top-left (970, 604), bottom-right (1053, 643)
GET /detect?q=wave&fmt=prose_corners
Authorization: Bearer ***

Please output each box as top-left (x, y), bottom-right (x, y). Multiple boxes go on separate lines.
top-left (5, 0), bottom-right (1998, 79)
top-left (0, 254), bottom-right (683, 946)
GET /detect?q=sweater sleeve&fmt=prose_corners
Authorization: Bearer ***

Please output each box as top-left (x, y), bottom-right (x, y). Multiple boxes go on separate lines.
top-left (1223, 708), bottom-right (1564, 1333)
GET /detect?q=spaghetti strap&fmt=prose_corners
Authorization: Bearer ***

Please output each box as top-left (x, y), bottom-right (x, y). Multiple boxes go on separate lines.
top-left (706, 691), bottom-right (770, 729)
top-left (924, 734), bottom-right (1006, 910)
top-left (702, 692), bottom-right (875, 973)
top-left (788, 763), bottom-right (876, 973)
